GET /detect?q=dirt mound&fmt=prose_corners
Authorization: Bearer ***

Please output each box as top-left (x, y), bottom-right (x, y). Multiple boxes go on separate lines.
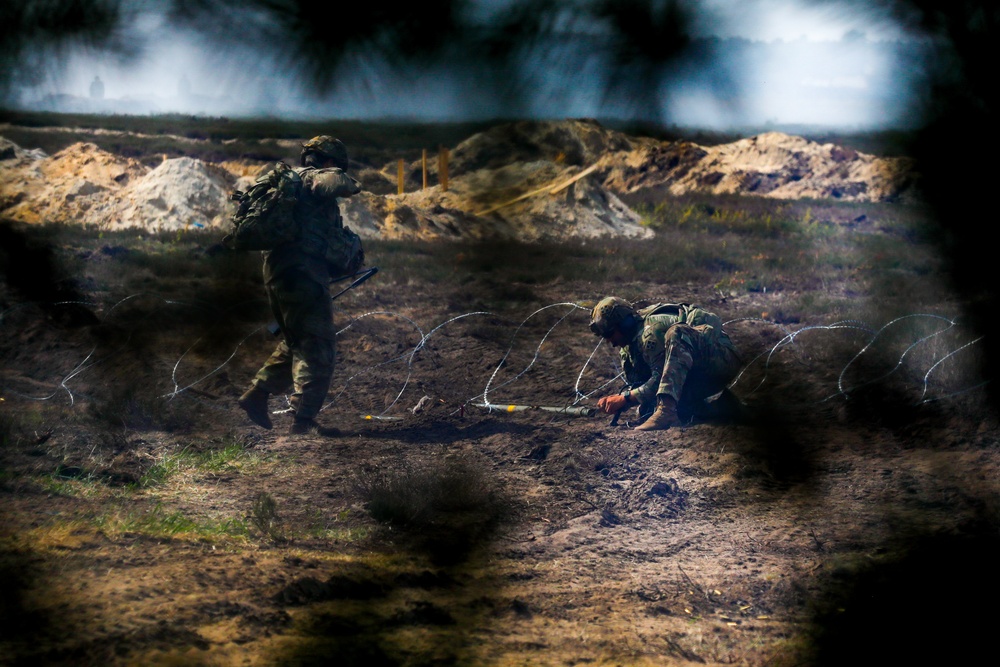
top-left (443, 118), bottom-right (645, 174)
top-left (670, 132), bottom-right (913, 201)
top-left (355, 118), bottom-right (654, 241)
top-left (93, 156), bottom-right (237, 231)
top-left (398, 120), bottom-right (915, 204)
top-left (350, 160), bottom-right (649, 242)
top-left (0, 120), bottom-right (918, 239)
top-left (599, 130), bottom-right (916, 202)
top-left (0, 143), bottom-right (238, 231)
top-left (0, 141), bottom-right (147, 225)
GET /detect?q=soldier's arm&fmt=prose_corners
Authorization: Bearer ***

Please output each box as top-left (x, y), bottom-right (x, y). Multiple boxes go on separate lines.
top-left (310, 169), bottom-right (361, 199)
top-left (630, 330), bottom-right (666, 405)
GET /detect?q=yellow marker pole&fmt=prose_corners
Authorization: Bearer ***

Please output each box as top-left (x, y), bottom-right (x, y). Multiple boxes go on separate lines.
top-left (422, 149), bottom-right (428, 190)
top-left (397, 159), bottom-right (404, 195)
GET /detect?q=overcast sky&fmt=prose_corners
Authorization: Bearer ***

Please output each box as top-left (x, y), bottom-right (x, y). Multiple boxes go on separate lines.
top-left (7, 0), bottom-right (937, 130)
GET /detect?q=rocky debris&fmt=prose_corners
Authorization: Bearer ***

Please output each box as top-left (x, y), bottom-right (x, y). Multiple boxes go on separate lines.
top-left (0, 119), bottom-right (919, 240)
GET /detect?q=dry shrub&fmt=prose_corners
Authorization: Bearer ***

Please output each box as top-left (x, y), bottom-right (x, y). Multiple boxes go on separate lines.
top-left (355, 455), bottom-right (520, 564)
top-left (250, 491), bottom-right (284, 542)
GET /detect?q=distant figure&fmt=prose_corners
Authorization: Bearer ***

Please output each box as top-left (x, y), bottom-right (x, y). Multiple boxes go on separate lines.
top-left (178, 74), bottom-right (191, 98)
top-left (89, 76), bottom-right (104, 100)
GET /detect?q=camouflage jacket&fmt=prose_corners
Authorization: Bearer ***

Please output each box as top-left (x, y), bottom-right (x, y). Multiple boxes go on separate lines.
top-left (262, 166), bottom-right (361, 285)
top-left (620, 303), bottom-right (739, 404)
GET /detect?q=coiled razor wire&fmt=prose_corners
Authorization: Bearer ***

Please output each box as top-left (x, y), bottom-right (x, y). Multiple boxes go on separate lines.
top-left (572, 337), bottom-right (625, 405)
top-left (0, 294), bottom-right (990, 418)
top-left (476, 302), bottom-right (588, 412)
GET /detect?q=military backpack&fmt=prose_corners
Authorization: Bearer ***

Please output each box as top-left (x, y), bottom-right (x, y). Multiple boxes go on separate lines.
top-left (222, 161), bottom-right (303, 251)
top-left (636, 302), bottom-right (724, 331)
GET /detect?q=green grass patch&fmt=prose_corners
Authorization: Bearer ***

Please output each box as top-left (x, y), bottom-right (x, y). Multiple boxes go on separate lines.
top-left (94, 502), bottom-right (251, 541)
top-left (138, 434), bottom-right (270, 488)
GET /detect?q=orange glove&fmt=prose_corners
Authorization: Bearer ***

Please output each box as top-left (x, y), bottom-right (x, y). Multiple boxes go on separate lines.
top-left (597, 393), bottom-right (630, 414)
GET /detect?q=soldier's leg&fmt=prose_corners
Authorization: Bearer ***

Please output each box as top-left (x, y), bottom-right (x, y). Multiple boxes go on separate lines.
top-left (635, 324), bottom-right (697, 431)
top-left (279, 275), bottom-right (339, 435)
top-left (656, 323), bottom-right (699, 405)
top-left (238, 341), bottom-right (295, 429)
top-left (674, 326), bottom-right (744, 421)
top-left (252, 339), bottom-right (295, 395)
top-left (239, 284), bottom-right (295, 429)
top-left (288, 333), bottom-right (336, 421)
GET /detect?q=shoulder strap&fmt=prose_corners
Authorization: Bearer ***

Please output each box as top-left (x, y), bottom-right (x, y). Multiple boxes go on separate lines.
top-left (636, 303), bottom-right (685, 318)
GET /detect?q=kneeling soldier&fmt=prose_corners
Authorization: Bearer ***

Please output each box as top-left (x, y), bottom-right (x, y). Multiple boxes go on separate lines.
top-left (589, 296), bottom-right (744, 430)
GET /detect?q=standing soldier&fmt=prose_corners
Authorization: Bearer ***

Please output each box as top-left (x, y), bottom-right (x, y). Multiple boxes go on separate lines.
top-left (89, 76), bottom-right (104, 99)
top-left (589, 296), bottom-right (744, 430)
top-left (238, 136), bottom-right (363, 436)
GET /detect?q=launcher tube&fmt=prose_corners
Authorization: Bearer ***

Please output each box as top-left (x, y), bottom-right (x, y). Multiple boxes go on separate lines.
top-left (474, 403), bottom-right (596, 417)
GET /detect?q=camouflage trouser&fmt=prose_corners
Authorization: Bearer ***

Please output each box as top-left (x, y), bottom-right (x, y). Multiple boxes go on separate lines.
top-left (251, 270), bottom-right (336, 421)
top-left (656, 323), bottom-right (742, 421)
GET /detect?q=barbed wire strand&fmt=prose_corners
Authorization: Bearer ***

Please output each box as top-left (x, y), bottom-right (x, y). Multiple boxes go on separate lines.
top-left (833, 313), bottom-right (958, 399)
top-left (476, 302), bottom-right (587, 411)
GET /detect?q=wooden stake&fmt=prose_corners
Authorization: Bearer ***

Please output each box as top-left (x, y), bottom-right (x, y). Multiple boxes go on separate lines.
top-left (443, 148), bottom-right (448, 192)
top-left (397, 158), bottom-right (404, 195)
top-left (439, 147), bottom-right (449, 192)
top-left (422, 149), bottom-right (427, 190)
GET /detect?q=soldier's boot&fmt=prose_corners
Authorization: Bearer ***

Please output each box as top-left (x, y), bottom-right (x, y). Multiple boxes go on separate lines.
top-left (238, 386), bottom-right (272, 430)
top-left (633, 397), bottom-right (681, 431)
top-left (289, 416), bottom-right (341, 438)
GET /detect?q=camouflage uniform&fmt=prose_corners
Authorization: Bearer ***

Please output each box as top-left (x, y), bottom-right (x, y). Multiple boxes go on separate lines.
top-left (591, 297), bottom-right (742, 426)
top-left (620, 303), bottom-right (742, 422)
top-left (247, 144), bottom-right (361, 423)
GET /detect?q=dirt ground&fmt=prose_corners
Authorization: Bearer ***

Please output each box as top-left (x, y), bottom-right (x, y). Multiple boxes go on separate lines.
top-left (2, 226), bottom-right (999, 667)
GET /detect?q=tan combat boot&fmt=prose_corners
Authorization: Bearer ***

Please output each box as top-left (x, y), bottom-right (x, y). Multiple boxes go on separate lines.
top-left (634, 397), bottom-right (681, 431)
top-left (238, 386), bottom-right (272, 430)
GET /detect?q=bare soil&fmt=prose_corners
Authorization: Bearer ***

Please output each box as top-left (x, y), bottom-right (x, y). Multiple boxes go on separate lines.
top-left (2, 226), bottom-right (998, 667)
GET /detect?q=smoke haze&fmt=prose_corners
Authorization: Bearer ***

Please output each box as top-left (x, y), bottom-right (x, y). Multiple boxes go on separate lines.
top-left (2, 0), bottom-right (936, 130)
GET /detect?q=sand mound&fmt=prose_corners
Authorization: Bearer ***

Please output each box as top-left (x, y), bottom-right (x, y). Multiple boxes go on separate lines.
top-left (672, 131), bottom-right (915, 201)
top-left (0, 144), bottom-right (237, 231)
top-left (349, 159), bottom-right (649, 242)
top-left (0, 142), bottom-right (147, 225)
top-left (93, 157), bottom-right (237, 231)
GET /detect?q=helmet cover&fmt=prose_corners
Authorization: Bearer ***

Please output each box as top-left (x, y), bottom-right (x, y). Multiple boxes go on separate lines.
top-left (301, 135), bottom-right (349, 169)
top-left (590, 296), bottom-right (638, 338)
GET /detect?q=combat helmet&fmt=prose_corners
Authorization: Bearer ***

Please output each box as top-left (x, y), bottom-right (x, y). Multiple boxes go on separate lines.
top-left (590, 296), bottom-right (641, 339)
top-left (301, 135), bottom-right (349, 170)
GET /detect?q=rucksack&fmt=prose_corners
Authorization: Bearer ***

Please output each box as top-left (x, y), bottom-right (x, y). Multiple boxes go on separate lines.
top-left (324, 225), bottom-right (365, 278)
top-left (637, 302), bottom-right (725, 331)
top-left (222, 162), bottom-right (303, 251)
